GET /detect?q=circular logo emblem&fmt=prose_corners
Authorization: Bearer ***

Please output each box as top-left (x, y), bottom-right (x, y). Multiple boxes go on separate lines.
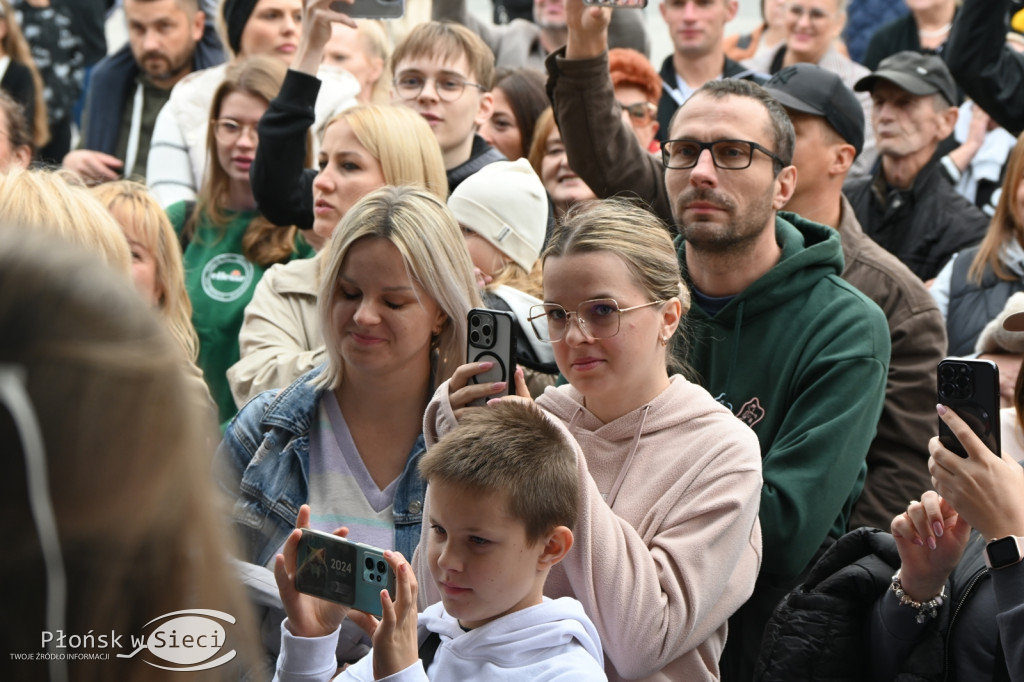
top-left (200, 254), bottom-right (253, 303)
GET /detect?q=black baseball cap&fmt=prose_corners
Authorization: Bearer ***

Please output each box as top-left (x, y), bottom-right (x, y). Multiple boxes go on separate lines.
top-left (764, 63), bottom-right (865, 158)
top-left (853, 51), bottom-right (958, 107)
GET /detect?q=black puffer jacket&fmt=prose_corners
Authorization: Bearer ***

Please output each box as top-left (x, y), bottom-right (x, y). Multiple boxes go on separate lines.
top-left (756, 527), bottom-right (1006, 682)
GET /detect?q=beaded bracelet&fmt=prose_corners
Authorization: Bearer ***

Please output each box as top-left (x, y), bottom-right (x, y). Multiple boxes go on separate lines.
top-left (890, 570), bottom-right (946, 623)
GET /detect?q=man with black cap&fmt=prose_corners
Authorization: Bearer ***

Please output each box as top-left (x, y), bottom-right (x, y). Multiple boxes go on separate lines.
top-left (764, 62), bottom-right (946, 535)
top-left (844, 50), bottom-right (988, 281)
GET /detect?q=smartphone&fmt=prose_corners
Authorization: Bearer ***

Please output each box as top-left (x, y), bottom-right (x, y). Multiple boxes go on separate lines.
top-left (937, 357), bottom-right (1000, 458)
top-left (330, 0), bottom-right (404, 19)
top-left (582, 0), bottom-right (648, 8)
top-left (294, 529), bottom-right (396, 618)
top-left (466, 308), bottom-right (517, 407)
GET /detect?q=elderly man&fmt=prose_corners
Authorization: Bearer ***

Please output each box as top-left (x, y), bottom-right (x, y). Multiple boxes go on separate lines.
top-left (763, 63), bottom-right (946, 532)
top-left (844, 51), bottom-right (987, 281)
top-left (63, 0), bottom-right (224, 184)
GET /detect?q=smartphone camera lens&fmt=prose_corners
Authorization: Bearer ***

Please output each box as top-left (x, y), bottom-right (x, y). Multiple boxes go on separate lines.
top-left (377, 560), bottom-right (387, 573)
top-left (482, 324), bottom-right (492, 336)
top-left (470, 330), bottom-right (479, 343)
top-left (365, 557), bottom-right (374, 571)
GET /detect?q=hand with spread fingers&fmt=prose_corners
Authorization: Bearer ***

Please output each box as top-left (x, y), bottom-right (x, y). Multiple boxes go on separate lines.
top-left (929, 404), bottom-right (1024, 541)
top-left (273, 504), bottom-right (352, 638)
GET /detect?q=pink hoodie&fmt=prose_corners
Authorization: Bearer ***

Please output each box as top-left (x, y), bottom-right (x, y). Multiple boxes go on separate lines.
top-left (417, 375), bottom-right (763, 681)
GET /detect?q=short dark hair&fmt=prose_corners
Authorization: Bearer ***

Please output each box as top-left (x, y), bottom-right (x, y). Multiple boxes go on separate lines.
top-left (420, 401), bottom-right (578, 544)
top-left (672, 78), bottom-right (795, 171)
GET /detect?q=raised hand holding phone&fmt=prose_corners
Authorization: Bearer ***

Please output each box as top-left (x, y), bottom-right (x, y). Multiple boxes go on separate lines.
top-left (273, 504), bottom-right (352, 638)
top-left (929, 406), bottom-right (1024, 541)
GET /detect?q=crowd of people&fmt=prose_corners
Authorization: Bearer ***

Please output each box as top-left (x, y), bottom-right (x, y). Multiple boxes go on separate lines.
top-left (3, 0), bottom-right (1024, 680)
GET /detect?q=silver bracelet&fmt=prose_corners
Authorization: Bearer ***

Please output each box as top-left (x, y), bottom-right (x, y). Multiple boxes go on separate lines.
top-left (890, 569), bottom-right (946, 623)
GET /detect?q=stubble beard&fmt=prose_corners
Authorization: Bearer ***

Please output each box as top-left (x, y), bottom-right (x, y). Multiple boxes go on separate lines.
top-left (675, 185), bottom-right (775, 254)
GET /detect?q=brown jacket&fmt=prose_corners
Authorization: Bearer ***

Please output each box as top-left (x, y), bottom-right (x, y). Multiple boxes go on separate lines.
top-left (838, 195), bottom-right (946, 529)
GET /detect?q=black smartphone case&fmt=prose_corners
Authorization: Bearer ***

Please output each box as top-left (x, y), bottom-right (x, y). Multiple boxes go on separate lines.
top-left (937, 358), bottom-right (1001, 457)
top-left (466, 308), bottom-right (518, 407)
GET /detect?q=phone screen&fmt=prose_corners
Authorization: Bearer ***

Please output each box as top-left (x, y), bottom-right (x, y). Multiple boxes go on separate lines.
top-left (295, 531), bottom-right (357, 605)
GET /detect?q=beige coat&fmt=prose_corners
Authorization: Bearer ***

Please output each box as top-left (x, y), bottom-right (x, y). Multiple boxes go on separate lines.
top-left (227, 255), bottom-right (325, 408)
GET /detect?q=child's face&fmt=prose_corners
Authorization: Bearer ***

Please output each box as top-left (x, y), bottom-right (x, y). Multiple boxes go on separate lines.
top-left (426, 480), bottom-right (549, 629)
top-left (391, 54), bottom-right (493, 168)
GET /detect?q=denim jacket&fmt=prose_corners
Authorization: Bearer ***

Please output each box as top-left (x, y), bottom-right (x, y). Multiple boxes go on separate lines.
top-left (215, 366), bottom-right (427, 567)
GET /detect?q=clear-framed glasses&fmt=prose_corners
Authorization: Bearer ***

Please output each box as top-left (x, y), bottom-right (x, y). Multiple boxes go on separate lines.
top-left (660, 138), bottom-right (785, 171)
top-left (212, 118), bottom-right (258, 144)
top-left (619, 100), bottom-right (657, 123)
top-left (528, 298), bottom-right (665, 343)
top-left (392, 72), bottom-right (486, 102)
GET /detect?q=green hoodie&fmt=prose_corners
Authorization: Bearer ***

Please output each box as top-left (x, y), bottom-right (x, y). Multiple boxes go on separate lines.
top-left (677, 212), bottom-right (890, 584)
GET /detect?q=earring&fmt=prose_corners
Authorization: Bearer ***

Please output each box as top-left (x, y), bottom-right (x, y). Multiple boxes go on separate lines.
top-left (660, 335), bottom-right (669, 346)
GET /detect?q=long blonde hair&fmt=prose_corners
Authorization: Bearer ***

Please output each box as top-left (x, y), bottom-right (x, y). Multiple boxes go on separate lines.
top-left (315, 186), bottom-right (481, 390)
top-left (189, 55), bottom-right (307, 267)
top-left (0, 0), bottom-right (48, 149)
top-left (0, 229), bottom-right (259, 681)
top-left (968, 132), bottom-right (1024, 284)
top-left (92, 181), bottom-right (200, 362)
top-left (0, 168), bottom-right (131, 274)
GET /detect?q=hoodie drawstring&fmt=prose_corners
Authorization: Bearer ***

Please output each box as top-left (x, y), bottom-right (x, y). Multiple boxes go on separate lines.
top-left (606, 404), bottom-right (650, 507)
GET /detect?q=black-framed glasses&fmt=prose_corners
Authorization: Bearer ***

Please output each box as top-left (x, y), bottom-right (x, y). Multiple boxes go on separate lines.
top-left (619, 101), bottom-right (657, 123)
top-left (392, 73), bottom-right (485, 102)
top-left (212, 118), bottom-right (258, 144)
top-left (527, 298), bottom-right (665, 343)
top-left (660, 138), bottom-right (785, 171)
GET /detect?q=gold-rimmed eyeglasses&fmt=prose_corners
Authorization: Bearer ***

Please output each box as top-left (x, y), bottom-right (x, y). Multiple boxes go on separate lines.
top-left (527, 298), bottom-right (665, 342)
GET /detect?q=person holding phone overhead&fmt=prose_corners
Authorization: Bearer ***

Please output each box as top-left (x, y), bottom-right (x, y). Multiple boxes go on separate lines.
top-left (216, 186), bottom-right (480, 667)
top-left (415, 198), bottom-right (763, 682)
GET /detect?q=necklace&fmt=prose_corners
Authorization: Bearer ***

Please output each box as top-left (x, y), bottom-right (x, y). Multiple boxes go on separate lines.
top-left (919, 22), bottom-right (952, 38)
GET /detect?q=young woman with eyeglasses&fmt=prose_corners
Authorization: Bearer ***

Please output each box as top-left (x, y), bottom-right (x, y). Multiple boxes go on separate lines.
top-left (416, 198), bottom-right (764, 682)
top-left (167, 55), bottom-right (314, 425)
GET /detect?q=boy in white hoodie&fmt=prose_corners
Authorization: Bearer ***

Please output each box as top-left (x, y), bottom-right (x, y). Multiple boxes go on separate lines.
top-left (272, 401), bottom-right (607, 681)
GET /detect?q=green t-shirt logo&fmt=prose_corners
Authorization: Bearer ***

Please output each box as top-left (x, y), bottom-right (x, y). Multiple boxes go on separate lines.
top-left (201, 254), bottom-right (254, 303)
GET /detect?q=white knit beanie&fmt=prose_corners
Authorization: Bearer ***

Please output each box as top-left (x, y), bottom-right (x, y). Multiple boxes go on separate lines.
top-left (447, 159), bottom-right (547, 272)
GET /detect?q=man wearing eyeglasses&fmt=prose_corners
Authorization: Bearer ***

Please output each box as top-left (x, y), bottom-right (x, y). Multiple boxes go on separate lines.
top-left (666, 78), bottom-right (890, 681)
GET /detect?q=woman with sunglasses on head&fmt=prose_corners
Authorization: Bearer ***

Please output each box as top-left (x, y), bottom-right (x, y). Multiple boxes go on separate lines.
top-left (416, 198), bottom-right (763, 682)
top-left (168, 55), bottom-right (313, 426)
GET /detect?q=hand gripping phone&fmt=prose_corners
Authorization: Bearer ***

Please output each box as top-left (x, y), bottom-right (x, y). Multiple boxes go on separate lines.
top-left (294, 529), bottom-right (396, 617)
top-left (330, 0), bottom-right (404, 19)
top-left (466, 308), bottom-right (517, 407)
top-left (937, 357), bottom-right (1001, 458)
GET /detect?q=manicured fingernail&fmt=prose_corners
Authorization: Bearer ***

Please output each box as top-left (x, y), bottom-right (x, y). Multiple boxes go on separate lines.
top-left (486, 398), bottom-right (502, 406)
top-left (927, 536), bottom-right (937, 550)
top-left (491, 381), bottom-right (507, 391)
top-left (933, 522), bottom-right (944, 537)
top-left (913, 537), bottom-right (924, 546)
top-left (936, 404), bottom-right (947, 416)
top-left (479, 361), bottom-right (494, 369)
